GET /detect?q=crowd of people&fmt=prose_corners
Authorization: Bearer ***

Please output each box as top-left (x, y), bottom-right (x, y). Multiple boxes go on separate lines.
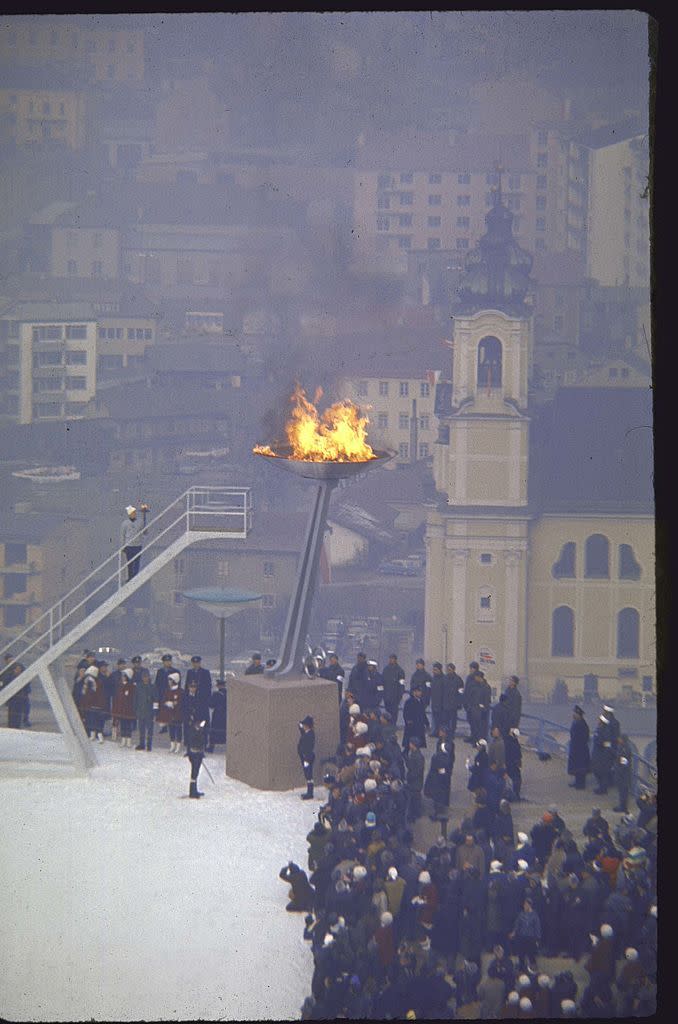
top-left (278, 654), bottom-right (657, 1019)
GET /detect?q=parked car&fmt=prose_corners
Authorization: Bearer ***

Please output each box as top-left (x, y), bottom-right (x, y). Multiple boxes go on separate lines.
top-left (378, 560), bottom-right (419, 576)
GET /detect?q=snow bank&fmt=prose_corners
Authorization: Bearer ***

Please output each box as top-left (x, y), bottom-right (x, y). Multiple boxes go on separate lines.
top-left (0, 730), bottom-right (316, 1021)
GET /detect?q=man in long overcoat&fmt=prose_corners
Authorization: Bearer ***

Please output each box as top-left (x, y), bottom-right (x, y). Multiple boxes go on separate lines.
top-left (568, 705), bottom-right (591, 790)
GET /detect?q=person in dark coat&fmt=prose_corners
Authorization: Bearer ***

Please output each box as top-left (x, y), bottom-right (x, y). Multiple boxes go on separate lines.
top-left (279, 860), bottom-right (315, 912)
top-left (505, 727), bottom-right (523, 800)
top-left (409, 658), bottom-right (433, 712)
top-left (612, 734), bottom-right (634, 812)
top-left (491, 693), bottom-right (511, 737)
top-left (348, 652), bottom-right (369, 706)
top-left (508, 896), bottom-right (541, 972)
top-left (134, 668), bottom-right (158, 750)
top-left (530, 812), bottom-right (557, 867)
top-left (80, 666), bottom-right (108, 742)
top-left (568, 705), bottom-right (591, 789)
top-left (476, 672), bottom-right (492, 741)
top-left (445, 663), bottom-right (465, 737)
top-left (459, 865), bottom-right (485, 967)
top-left (401, 684), bottom-right (429, 751)
top-left (298, 715), bottom-right (316, 800)
top-left (207, 677), bottom-right (227, 750)
top-left (381, 654), bottom-right (406, 724)
top-left (429, 662), bottom-right (453, 736)
top-left (153, 653), bottom-right (175, 706)
top-left (182, 677), bottom-right (209, 734)
top-left (318, 652), bottom-right (345, 705)
top-left (363, 660), bottom-right (383, 711)
top-left (107, 657), bottom-right (127, 738)
top-left (468, 739), bottom-right (489, 792)
top-left (424, 740), bottom-right (453, 820)
top-left (464, 667), bottom-right (484, 744)
top-left (244, 652), bottom-right (264, 675)
top-left (591, 713), bottom-right (615, 794)
top-left (157, 671), bottom-right (184, 752)
top-left (503, 676), bottom-right (522, 732)
top-left (184, 705), bottom-right (208, 798)
top-left (405, 737), bottom-right (425, 822)
top-left (185, 655), bottom-right (212, 705)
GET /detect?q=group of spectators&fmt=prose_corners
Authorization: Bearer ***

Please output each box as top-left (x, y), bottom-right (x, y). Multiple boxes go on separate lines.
top-left (69, 648), bottom-right (227, 753)
top-left (278, 655), bottom-right (657, 1019)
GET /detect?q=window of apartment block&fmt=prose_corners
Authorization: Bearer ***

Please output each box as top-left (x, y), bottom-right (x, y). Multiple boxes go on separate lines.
top-left (376, 216), bottom-right (390, 231)
top-left (428, 216), bottom-right (441, 228)
top-left (91, 261), bottom-right (103, 277)
top-left (535, 239), bottom-right (546, 251)
top-left (537, 153), bottom-right (548, 168)
top-left (429, 173), bottom-right (442, 184)
top-left (399, 192), bottom-right (414, 205)
top-left (537, 175), bottom-right (547, 189)
top-left (144, 329), bottom-right (153, 340)
top-left (457, 195), bottom-right (471, 206)
top-left (65, 325), bottom-right (87, 340)
top-left (67, 260), bottom-right (77, 275)
top-left (4, 543), bottom-right (27, 565)
top-left (554, 315), bottom-right (563, 331)
top-left (398, 442), bottom-right (409, 459)
top-left (398, 236), bottom-right (411, 249)
top-left (263, 562), bottom-right (275, 577)
top-left (398, 413), bottom-right (409, 430)
top-left (378, 173), bottom-right (392, 189)
top-left (480, 552), bottom-right (493, 565)
top-left (377, 196), bottom-right (390, 209)
top-left (377, 412), bottom-right (388, 429)
top-left (485, 193), bottom-right (494, 206)
top-left (262, 594), bottom-right (275, 609)
top-left (420, 382), bottom-right (430, 397)
top-left (65, 351), bottom-right (87, 366)
top-left (43, 100), bottom-right (51, 115)
top-left (66, 376), bottom-right (87, 390)
top-left (378, 381), bottom-right (389, 396)
top-left (536, 217), bottom-right (546, 231)
top-left (621, 367), bottom-right (630, 379)
top-left (509, 174), bottom-right (521, 190)
top-left (135, 328), bottom-right (145, 340)
top-left (486, 173), bottom-right (498, 186)
top-left (108, 37), bottom-right (116, 52)
top-left (456, 238), bottom-right (469, 250)
top-left (537, 129), bottom-right (548, 145)
top-left (508, 196), bottom-right (521, 211)
top-left (419, 414), bottom-right (430, 430)
top-left (428, 238), bottom-right (441, 250)
top-left (418, 442), bottom-right (429, 458)
top-left (537, 195), bottom-right (547, 211)
top-left (457, 216), bottom-right (470, 228)
top-left (428, 194), bottom-right (442, 206)
top-left (458, 172), bottom-right (471, 184)
top-left (608, 367), bottom-right (618, 379)
top-left (400, 172), bottom-right (413, 184)
top-left (399, 214), bottom-right (412, 227)
top-left (355, 381), bottom-right (368, 397)
top-left (399, 381), bottom-right (409, 397)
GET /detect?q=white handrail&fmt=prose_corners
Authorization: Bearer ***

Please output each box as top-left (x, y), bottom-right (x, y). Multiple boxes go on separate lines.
top-left (0, 485), bottom-right (251, 667)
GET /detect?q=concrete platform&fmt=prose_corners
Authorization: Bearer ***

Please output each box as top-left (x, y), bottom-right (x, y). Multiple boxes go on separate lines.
top-left (225, 673), bottom-right (339, 790)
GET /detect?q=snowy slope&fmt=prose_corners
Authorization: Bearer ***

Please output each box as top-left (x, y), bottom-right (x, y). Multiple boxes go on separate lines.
top-left (0, 730), bottom-right (316, 1021)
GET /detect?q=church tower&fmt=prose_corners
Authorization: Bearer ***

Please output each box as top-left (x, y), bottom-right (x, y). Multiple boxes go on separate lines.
top-left (425, 178), bottom-right (533, 684)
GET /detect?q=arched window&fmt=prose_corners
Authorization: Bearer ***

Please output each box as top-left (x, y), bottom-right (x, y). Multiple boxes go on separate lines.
top-left (619, 544), bottom-right (642, 580)
top-left (477, 335), bottom-right (502, 389)
top-left (585, 534), bottom-right (609, 578)
top-left (552, 606), bottom-right (574, 656)
top-left (552, 541), bottom-right (576, 578)
top-left (617, 607), bottom-right (640, 658)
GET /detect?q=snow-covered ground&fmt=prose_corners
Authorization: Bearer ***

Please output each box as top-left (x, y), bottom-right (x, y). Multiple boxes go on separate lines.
top-left (0, 730), bottom-right (315, 1021)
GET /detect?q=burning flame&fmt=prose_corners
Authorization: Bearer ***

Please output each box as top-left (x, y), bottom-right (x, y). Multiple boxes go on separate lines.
top-left (253, 384), bottom-right (376, 463)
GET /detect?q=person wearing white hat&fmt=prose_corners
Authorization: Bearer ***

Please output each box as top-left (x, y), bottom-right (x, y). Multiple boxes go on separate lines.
top-left (591, 711), bottom-right (615, 794)
top-left (80, 664), bottom-right (107, 742)
top-left (505, 724), bottom-right (523, 800)
top-left (560, 998), bottom-right (576, 1016)
top-left (157, 670), bottom-right (184, 752)
top-left (111, 664), bottom-right (136, 747)
top-left (120, 503), bottom-right (147, 582)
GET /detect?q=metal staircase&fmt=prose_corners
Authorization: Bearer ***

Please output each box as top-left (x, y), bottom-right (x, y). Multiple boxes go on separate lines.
top-left (0, 485), bottom-right (252, 773)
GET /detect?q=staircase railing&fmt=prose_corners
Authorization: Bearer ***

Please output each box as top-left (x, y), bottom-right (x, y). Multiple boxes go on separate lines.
top-left (0, 486), bottom-right (252, 674)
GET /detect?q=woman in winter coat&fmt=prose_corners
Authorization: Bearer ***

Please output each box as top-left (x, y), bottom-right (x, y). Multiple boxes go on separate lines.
top-left (111, 667), bottom-right (136, 747)
top-left (423, 741), bottom-right (453, 820)
top-left (508, 897), bottom-right (541, 971)
top-left (80, 666), bottom-right (108, 742)
top-left (468, 739), bottom-right (489, 793)
top-left (156, 670), bottom-right (184, 752)
top-left (567, 705), bottom-right (591, 789)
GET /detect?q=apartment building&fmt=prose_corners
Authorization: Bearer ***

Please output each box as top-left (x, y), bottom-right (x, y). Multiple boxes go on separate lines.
top-left (586, 133), bottom-right (650, 288)
top-left (338, 368), bottom-right (440, 465)
top-left (0, 87), bottom-right (86, 148)
top-left (351, 127), bottom-right (588, 273)
top-left (0, 18), bottom-right (144, 83)
top-left (96, 314), bottom-right (156, 371)
top-left (0, 306), bottom-right (97, 423)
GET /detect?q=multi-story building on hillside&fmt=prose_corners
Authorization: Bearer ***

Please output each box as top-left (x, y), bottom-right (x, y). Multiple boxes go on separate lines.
top-left (0, 18), bottom-right (144, 84)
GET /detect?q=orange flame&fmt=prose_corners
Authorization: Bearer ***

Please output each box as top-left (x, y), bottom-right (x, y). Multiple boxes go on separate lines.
top-left (253, 383), bottom-right (376, 463)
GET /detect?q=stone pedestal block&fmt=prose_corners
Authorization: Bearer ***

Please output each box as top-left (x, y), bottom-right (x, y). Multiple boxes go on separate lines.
top-left (225, 674), bottom-right (339, 791)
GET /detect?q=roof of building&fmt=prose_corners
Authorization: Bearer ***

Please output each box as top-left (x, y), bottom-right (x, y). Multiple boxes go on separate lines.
top-left (1, 301), bottom-right (96, 323)
top-left (93, 380), bottom-right (237, 421)
top-left (531, 386), bottom-right (653, 514)
top-left (146, 343), bottom-right (250, 374)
